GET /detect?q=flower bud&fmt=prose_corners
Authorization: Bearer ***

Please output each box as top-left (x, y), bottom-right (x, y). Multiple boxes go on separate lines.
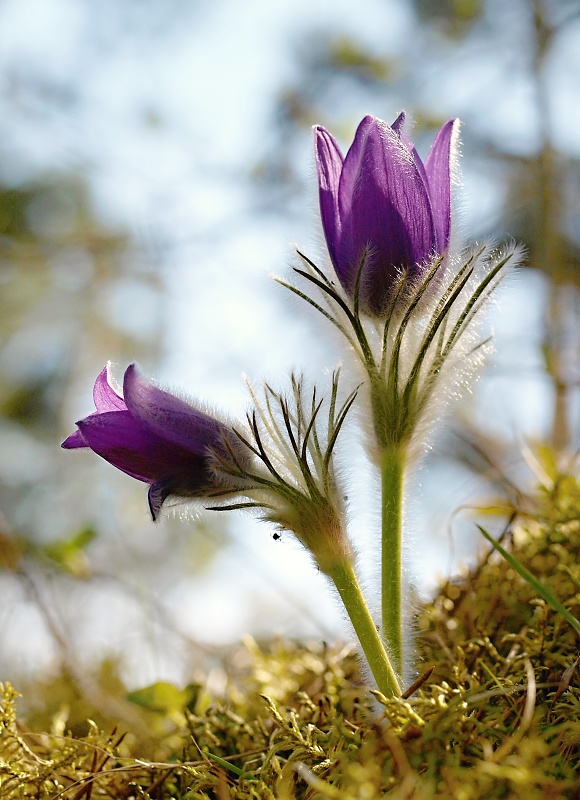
top-left (315, 113), bottom-right (458, 316)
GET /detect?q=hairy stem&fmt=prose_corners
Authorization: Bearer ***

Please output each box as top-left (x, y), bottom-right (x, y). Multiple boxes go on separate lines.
top-left (380, 446), bottom-right (405, 678)
top-left (328, 560), bottom-right (401, 697)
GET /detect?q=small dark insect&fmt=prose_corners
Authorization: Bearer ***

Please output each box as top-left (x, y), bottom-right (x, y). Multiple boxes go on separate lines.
top-left (273, 532), bottom-right (281, 541)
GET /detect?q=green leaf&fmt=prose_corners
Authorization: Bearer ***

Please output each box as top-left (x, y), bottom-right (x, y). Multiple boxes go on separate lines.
top-left (203, 750), bottom-right (253, 779)
top-left (42, 526), bottom-right (96, 577)
top-left (127, 681), bottom-right (198, 714)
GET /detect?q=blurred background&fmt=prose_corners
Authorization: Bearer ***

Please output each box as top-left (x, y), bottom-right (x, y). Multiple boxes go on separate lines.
top-left (1, 0), bottom-right (579, 699)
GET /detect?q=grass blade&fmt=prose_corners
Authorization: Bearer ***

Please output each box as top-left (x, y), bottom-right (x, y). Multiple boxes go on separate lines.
top-left (477, 525), bottom-right (580, 636)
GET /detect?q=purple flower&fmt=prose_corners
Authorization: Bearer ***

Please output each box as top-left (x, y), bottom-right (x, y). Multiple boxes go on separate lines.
top-left (62, 364), bottom-right (246, 520)
top-left (315, 113), bottom-right (458, 316)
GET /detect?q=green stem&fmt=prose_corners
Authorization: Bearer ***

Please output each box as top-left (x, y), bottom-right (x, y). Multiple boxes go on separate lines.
top-left (328, 560), bottom-right (401, 697)
top-left (380, 446), bottom-right (405, 678)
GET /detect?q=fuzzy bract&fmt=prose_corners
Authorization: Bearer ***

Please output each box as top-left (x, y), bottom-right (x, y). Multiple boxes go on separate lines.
top-left (315, 113), bottom-right (458, 317)
top-left (62, 364), bottom-right (245, 519)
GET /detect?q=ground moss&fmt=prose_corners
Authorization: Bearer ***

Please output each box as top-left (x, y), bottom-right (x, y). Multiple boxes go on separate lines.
top-left (1, 471), bottom-right (579, 798)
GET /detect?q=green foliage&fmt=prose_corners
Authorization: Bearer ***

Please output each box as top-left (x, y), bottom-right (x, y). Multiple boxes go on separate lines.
top-left (2, 472), bottom-right (579, 799)
top-left (414, 0), bottom-right (484, 36)
top-left (41, 527), bottom-right (97, 578)
top-left (127, 682), bottom-right (200, 716)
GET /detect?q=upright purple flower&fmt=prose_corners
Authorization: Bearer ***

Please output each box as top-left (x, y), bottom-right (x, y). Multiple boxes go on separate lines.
top-left (315, 113), bottom-right (458, 316)
top-left (62, 364), bottom-right (248, 520)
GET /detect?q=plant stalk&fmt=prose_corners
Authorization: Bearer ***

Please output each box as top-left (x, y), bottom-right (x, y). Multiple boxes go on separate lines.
top-left (380, 446), bottom-right (405, 678)
top-left (328, 560), bottom-right (401, 697)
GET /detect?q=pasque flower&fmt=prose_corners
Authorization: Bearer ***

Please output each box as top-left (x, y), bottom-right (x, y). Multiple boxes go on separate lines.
top-left (277, 112), bottom-right (517, 683)
top-left (63, 364), bottom-right (402, 697)
top-left (315, 113), bottom-right (458, 316)
top-left (62, 364), bottom-right (247, 520)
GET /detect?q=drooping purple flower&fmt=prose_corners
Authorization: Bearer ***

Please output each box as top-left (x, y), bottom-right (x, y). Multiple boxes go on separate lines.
top-left (315, 113), bottom-right (458, 316)
top-left (62, 364), bottom-right (247, 520)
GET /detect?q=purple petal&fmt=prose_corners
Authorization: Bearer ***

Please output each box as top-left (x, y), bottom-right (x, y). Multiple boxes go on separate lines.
top-left (147, 472), bottom-right (210, 521)
top-left (390, 111), bottom-right (406, 136)
top-left (424, 119), bottom-right (458, 252)
top-left (325, 116), bottom-right (377, 290)
top-left (76, 411), bottom-right (168, 481)
top-left (339, 117), bottom-right (436, 313)
top-left (314, 125), bottom-right (344, 270)
top-left (61, 429), bottom-right (88, 449)
top-left (62, 366), bottom-right (126, 450)
top-left (148, 483), bottom-right (165, 521)
top-left (122, 365), bottom-right (229, 456)
top-left (93, 365), bottom-right (126, 412)
top-left (337, 115), bottom-right (375, 220)
top-left (392, 114), bottom-right (429, 192)
top-left (77, 407), bottom-right (215, 488)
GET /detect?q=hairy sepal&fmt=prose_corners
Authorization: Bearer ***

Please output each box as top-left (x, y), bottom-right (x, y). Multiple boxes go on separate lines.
top-left (346, 242), bottom-right (521, 463)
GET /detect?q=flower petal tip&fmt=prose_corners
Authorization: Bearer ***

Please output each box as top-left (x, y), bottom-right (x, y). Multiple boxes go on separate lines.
top-left (61, 430), bottom-right (86, 449)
